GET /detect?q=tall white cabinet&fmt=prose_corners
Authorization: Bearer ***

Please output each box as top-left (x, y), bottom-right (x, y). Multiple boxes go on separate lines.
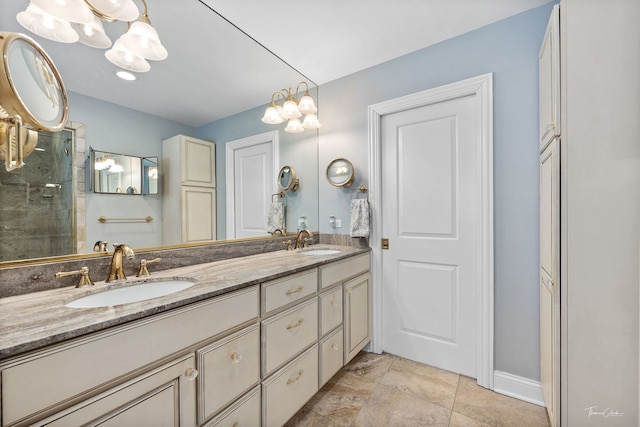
top-left (162, 135), bottom-right (217, 245)
top-left (540, 1), bottom-right (640, 425)
top-left (538, 5), bottom-right (560, 427)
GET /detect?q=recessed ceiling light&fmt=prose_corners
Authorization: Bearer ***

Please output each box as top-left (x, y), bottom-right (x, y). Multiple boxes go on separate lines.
top-left (116, 70), bottom-right (136, 81)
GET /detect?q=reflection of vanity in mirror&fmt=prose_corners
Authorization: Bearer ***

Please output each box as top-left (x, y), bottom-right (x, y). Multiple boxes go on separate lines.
top-left (0, 1), bottom-right (319, 264)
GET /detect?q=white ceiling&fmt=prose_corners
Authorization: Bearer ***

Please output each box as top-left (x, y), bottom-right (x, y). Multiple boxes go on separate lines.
top-left (1, 0), bottom-right (552, 127)
top-left (208, 0), bottom-right (553, 85)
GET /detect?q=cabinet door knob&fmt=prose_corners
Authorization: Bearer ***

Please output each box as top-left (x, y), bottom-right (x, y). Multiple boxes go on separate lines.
top-left (232, 422), bottom-right (239, 427)
top-left (185, 368), bottom-right (198, 381)
top-left (230, 352), bottom-right (243, 363)
top-left (286, 318), bottom-right (304, 330)
top-left (332, 343), bottom-right (340, 351)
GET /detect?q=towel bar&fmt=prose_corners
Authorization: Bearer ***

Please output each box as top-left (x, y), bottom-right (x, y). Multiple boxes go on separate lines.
top-left (351, 184), bottom-right (368, 199)
top-left (272, 192), bottom-right (285, 203)
top-left (98, 216), bottom-right (153, 223)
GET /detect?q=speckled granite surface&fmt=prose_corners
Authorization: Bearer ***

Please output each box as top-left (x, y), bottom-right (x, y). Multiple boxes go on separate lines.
top-left (0, 245), bottom-right (369, 361)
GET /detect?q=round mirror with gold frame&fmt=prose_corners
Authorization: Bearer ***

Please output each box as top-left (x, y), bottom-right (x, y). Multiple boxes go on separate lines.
top-left (0, 32), bottom-right (68, 130)
top-left (0, 32), bottom-right (68, 169)
top-left (326, 158), bottom-right (354, 187)
top-left (278, 165), bottom-right (299, 191)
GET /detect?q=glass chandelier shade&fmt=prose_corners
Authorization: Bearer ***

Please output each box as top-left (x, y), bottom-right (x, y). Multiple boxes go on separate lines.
top-left (17, 3), bottom-right (80, 44)
top-left (30, 0), bottom-right (94, 24)
top-left (72, 16), bottom-right (111, 48)
top-left (105, 40), bottom-right (150, 72)
top-left (280, 98), bottom-right (302, 120)
top-left (297, 93), bottom-right (317, 115)
top-left (284, 118), bottom-right (304, 134)
top-left (117, 21), bottom-right (168, 60)
top-left (302, 113), bottom-right (321, 129)
top-left (261, 104), bottom-right (285, 125)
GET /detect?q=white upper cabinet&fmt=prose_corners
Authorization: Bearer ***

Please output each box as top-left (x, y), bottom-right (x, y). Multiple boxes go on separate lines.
top-left (539, 4), bottom-right (560, 151)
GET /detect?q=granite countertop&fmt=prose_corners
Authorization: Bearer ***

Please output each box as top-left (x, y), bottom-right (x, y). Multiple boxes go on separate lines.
top-left (0, 245), bottom-right (369, 361)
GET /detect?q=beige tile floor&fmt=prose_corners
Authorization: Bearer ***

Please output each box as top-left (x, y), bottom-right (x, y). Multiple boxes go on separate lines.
top-left (286, 352), bottom-right (550, 427)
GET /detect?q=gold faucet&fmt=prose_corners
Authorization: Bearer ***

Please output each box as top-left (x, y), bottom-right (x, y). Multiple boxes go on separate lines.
top-left (107, 244), bottom-right (135, 282)
top-left (294, 229), bottom-right (313, 249)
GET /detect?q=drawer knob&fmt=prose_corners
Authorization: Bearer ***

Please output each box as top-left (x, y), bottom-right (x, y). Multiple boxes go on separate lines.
top-left (286, 318), bottom-right (304, 330)
top-left (286, 286), bottom-right (304, 296)
top-left (232, 422), bottom-right (239, 427)
top-left (332, 343), bottom-right (340, 351)
top-left (230, 352), bottom-right (243, 364)
top-left (185, 368), bottom-right (198, 381)
top-left (286, 369), bottom-right (304, 384)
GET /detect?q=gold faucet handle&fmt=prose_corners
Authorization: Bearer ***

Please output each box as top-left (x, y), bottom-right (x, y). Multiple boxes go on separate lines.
top-left (283, 240), bottom-right (293, 251)
top-left (303, 237), bottom-right (314, 247)
top-left (55, 266), bottom-right (94, 288)
top-left (136, 258), bottom-right (161, 277)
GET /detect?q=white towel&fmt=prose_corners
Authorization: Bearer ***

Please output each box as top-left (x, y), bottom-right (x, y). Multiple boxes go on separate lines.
top-left (267, 202), bottom-right (285, 234)
top-left (350, 199), bottom-right (370, 238)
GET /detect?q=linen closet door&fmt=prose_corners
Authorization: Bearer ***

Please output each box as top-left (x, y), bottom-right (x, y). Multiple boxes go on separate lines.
top-left (539, 5), bottom-right (560, 427)
top-left (539, 138), bottom-right (559, 427)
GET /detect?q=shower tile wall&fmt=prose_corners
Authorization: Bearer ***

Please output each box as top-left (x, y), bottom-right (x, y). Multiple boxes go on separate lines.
top-left (0, 130), bottom-right (74, 261)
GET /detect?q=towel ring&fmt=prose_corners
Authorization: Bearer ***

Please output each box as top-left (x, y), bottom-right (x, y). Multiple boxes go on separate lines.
top-left (351, 184), bottom-right (368, 199)
top-left (272, 192), bottom-right (285, 203)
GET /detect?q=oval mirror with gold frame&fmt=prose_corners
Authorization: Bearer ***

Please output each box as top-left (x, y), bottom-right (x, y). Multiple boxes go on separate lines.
top-left (326, 158), bottom-right (354, 187)
top-left (278, 165), bottom-right (299, 191)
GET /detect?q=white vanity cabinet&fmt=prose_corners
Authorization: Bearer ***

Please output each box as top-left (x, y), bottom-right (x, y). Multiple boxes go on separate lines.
top-left (162, 134), bottom-right (217, 245)
top-left (0, 286), bottom-right (258, 427)
top-left (0, 251), bottom-right (372, 427)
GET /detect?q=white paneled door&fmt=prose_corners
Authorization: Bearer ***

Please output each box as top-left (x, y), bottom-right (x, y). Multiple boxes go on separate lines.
top-left (381, 94), bottom-right (479, 377)
top-left (226, 132), bottom-right (277, 239)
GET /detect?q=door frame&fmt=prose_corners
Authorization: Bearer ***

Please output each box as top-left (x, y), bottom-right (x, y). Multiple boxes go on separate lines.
top-left (367, 73), bottom-right (494, 388)
top-left (225, 130), bottom-right (279, 239)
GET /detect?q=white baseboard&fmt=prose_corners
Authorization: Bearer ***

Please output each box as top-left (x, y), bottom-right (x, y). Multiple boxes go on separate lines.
top-left (493, 370), bottom-right (545, 407)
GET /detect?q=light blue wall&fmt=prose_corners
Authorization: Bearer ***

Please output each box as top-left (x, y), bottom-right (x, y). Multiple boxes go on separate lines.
top-left (68, 92), bottom-right (194, 250)
top-left (318, 3), bottom-right (555, 380)
top-left (196, 101), bottom-right (319, 241)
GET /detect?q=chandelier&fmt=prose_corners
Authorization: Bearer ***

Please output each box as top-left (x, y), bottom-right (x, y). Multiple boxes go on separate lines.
top-left (16, 0), bottom-right (167, 74)
top-left (261, 82), bottom-right (321, 133)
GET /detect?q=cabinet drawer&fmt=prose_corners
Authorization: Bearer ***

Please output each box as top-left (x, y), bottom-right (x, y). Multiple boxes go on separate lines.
top-left (197, 324), bottom-right (260, 423)
top-left (319, 286), bottom-right (343, 336)
top-left (320, 327), bottom-right (344, 387)
top-left (262, 345), bottom-right (319, 427)
top-left (319, 253), bottom-right (370, 289)
top-left (205, 385), bottom-right (260, 427)
top-left (1, 286), bottom-right (258, 426)
top-left (39, 354), bottom-right (196, 427)
top-left (261, 269), bottom-right (317, 315)
top-left (261, 298), bottom-right (318, 376)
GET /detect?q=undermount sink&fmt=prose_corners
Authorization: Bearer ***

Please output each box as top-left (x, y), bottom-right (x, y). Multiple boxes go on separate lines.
top-left (299, 249), bottom-right (342, 256)
top-left (65, 279), bottom-right (197, 308)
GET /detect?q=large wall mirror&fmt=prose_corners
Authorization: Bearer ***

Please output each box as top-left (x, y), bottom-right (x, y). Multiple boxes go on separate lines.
top-left (0, 1), bottom-right (319, 264)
